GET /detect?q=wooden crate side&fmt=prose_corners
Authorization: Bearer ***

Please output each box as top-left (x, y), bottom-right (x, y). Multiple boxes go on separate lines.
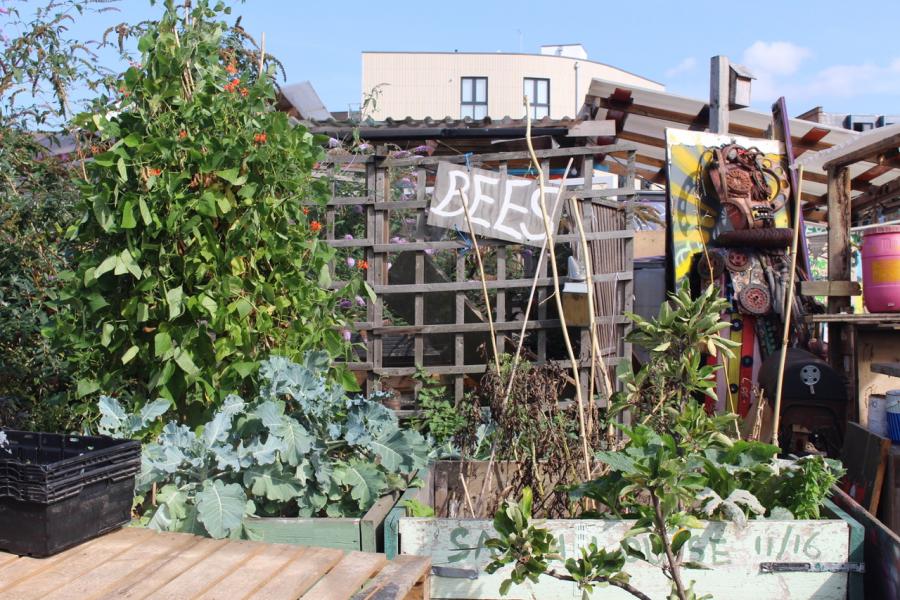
top-left (244, 517), bottom-right (363, 552)
top-left (823, 497), bottom-right (865, 600)
top-left (399, 517), bottom-right (851, 600)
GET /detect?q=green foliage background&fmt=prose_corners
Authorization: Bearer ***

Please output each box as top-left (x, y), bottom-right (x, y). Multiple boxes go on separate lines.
top-left (54, 1), bottom-right (361, 423)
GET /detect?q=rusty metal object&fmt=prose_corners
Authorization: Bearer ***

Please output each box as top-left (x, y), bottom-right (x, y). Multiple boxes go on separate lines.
top-left (738, 283), bottom-right (772, 315)
top-left (707, 144), bottom-right (788, 230)
top-left (726, 249), bottom-right (752, 272)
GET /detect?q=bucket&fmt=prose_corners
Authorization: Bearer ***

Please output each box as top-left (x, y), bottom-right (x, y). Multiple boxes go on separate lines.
top-left (887, 390), bottom-right (900, 443)
top-left (868, 394), bottom-right (888, 437)
top-left (862, 225), bottom-right (900, 312)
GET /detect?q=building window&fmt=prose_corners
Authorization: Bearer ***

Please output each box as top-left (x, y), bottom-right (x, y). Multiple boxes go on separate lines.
top-left (461, 77), bottom-right (488, 119)
top-left (524, 78), bottom-right (550, 119)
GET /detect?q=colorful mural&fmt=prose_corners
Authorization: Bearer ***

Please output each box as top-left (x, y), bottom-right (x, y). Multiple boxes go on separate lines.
top-left (664, 129), bottom-right (790, 284)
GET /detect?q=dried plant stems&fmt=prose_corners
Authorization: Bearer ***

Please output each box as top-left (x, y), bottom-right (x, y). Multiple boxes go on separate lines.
top-left (472, 159), bottom-right (573, 516)
top-left (524, 97), bottom-right (591, 479)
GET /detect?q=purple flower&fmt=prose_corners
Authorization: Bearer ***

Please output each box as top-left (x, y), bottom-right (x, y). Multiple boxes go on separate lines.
top-left (390, 150), bottom-right (411, 158)
top-left (338, 298), bottom-right (352, 309)
top-left (355, 295), bottom-right (366, 307)
top-left (341, 329), bottom-right (352, 342)
top-left (346, 257), bottom-right (356, 268)
top-left (400, 176), bottom-right (412, 185)
top-left (390, 236), bottom-right (407, 244)
top-left (344, 233), bottom-right (354, 240)
top-left (413, 145), bottom-right (431, 154)
top-left (424, 248), bottom-right (436, 256)
top-left (328, 137), bottom-right (342, 148)
top-left (357, 142), bottom-right (372, 151)
top-left (387, 262), bottom-right (393, 270)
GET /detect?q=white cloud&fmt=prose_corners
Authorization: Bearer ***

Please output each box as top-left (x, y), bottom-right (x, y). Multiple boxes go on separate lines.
top-left (802, 60), bottom-right (900, 98)
top-left (665, 57), bottom-right (697, 79)
top-left (742, 41), bottom-right (812, 77)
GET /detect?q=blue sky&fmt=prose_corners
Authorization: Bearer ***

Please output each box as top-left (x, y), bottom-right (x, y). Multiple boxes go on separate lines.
top-left (51, 0), bottom-right (900, 117)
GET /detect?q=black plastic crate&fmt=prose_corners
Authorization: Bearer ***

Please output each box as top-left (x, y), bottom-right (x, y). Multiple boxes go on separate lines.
top-left (0, 430), bottom-right (140, 556)
top-left (0, 430), bottom-right (140, 503)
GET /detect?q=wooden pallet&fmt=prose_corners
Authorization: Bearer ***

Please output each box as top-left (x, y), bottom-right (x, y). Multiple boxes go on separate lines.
top-left (0, 527), bottom-right (430, 600)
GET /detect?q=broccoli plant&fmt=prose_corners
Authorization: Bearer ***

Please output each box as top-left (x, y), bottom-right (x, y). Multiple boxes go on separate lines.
top-left (99, 352), bottom-right (433, 538)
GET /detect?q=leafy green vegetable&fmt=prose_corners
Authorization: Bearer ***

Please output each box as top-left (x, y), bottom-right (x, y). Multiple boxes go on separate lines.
top-left (99, 352), bottom-right (433, 538)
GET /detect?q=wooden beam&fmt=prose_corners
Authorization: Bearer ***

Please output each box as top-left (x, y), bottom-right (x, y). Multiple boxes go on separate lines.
top-left (800, 280), bottom-right (861, 297)
top-left (823, 131), bottom-right (900, 170)
top-left (567, 120), bottom-right (615, 138)
top-left (853, 173), bottom-right (900, 212)
top-left (709, 56), bottom-right (730, 134)
top-left (793, 127), bottom-right (830, 158)
top-left (827, 166), bottom-right (852, 317)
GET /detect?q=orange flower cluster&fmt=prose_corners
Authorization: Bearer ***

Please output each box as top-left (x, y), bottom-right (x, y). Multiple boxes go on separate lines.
top-left (309, 220), bottom-right (322, 233)
top-left (357, 260), bottom-right (369, 271)
top-left (253, 132), bottom-right (267, 144)
top-left (223, 78), bottom-right (241, 93)
top-left (302, 207), bottom-right (310, 215)
top-left (178, 130), bottom-right (188, 140)
top-left (149, 168), bottom-right (162, 177)
top-left (239, 87), bottom-right (249, 97)
top-left (225, 62), bottom-right (238, 75)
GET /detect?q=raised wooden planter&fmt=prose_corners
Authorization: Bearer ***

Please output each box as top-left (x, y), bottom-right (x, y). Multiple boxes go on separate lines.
top-left (244, 491), bottom-right (402, 553)
top-left (394, 490), bottom-right (864, 600)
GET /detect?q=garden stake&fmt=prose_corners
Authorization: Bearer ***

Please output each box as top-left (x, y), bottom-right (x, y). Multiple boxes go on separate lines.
top-left (771, 166), bottom-right (804, 448)
top-left (457, 187), bottom-right (501, 376)
top-left (525, 97), bottom-right (591, 480)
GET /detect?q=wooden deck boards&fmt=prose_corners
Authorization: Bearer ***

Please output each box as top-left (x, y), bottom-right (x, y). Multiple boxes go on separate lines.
top-left (0, 527), bottom-right (430, 600)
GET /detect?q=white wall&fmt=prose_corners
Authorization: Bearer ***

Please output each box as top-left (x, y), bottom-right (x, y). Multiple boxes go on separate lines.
top-left (362, 52), bottom-right (664, 120)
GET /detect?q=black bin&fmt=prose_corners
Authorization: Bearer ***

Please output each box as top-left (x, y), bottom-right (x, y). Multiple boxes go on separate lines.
top-left (0, 430), bottom-right (140, 557)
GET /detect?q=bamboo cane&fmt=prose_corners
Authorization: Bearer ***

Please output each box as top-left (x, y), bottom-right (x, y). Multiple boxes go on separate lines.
top-left (525, 97), bottom-right (591, 479)
top-left (771, 166), bottom-right (804, 448)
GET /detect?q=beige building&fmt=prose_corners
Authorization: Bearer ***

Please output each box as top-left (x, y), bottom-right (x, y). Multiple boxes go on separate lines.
top-left (361, 44), bottom-right (664, 120)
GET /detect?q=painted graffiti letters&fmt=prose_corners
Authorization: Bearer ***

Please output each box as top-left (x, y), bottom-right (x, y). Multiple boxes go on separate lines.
top-left (429, 162), bottom-right (562, 247)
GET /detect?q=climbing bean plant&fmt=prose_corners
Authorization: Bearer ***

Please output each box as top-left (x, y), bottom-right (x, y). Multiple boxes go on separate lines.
top-left (54, 0), bottom-right (364, 421)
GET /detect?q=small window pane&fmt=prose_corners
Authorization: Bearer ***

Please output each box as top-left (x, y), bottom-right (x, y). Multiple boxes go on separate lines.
top-left (474, 104), bottom-right (487, 119)
top-left (461, 79), bottom-right (472, 103)
top-left (475, 78), bottom-right (486, 102)
top-left (534, 105), bottom-right (549, 119)
top-left (536, 80), bottom-right (549, 104)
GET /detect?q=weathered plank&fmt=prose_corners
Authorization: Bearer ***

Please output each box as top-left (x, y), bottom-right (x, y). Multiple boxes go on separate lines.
top-left (195, 543), bottom-right (304, 600)
top-left (246, 547), bottom-right (344, 600)
top-left (42, 530), bottom-right (197, 600)
top-left (872, 362), bottom-right (900, 377)
top-left (150, 539), bottom-right (263, 600)
top-left (350, 554), bottom-right (431, 600)
top-left (399, 517), bottom-right (850, 600)
top-left (0, 527), bottom-right (152, 599)
top-left (301, 550), bottom-right (388, 600)
top-left (242, 516), bottom-right (364, 551)
top-left (566, 120), bottom-right (616, 138)
top-left (799, 280), bottom-right (861, 297)
top-left (94, 536), bottom-right (227, 600)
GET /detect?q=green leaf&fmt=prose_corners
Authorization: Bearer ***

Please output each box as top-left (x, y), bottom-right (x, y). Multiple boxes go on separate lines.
top-left (121, 344), bottom-right (139, 365)
top-left (95, 255), bottom-right (117, 278)
top-left (154, 332), bottom-right (172, 357)
top-left (138, 197), bottom-right (152, 225)
top-left (173, 348), bottom-right (200, 376)
top-left (671, 528), bottom-right (691, 555)
top-left (76, 378), bottom-right (100, 398)
top-left (243, 465), bottom-right (303, 501)
top-left (334, 460), bottom-right (387, 508)
top-left (121, 199), bottom-right (137, 229)
top-left (270, 418), bottom-right (313, 466)
top-left (217, 168), bottom-right (247, 185)
top-left (116, 157), bottom-right (127, 181)
top-left (166, 285), bottom-right (184, 319)
top-left (122, 133), bottom-right (141, 147)
top-left (195, 480), bottom-right (248, 538)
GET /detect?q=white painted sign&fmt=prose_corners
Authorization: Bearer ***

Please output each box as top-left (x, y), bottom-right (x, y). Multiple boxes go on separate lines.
top-left (399, 517), bottom-right (851, 600)
top-left (428, 162), bottom-right (563, 247)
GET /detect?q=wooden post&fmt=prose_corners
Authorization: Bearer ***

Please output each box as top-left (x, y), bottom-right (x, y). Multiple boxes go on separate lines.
top-left (709, 56), bottom-right (730, 134)
top-left (826, 166), bottom-right (852, 381)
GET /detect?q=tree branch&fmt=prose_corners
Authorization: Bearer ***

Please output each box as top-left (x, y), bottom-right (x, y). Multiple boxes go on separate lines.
top-left (546, 568), bottom-right (653, 600)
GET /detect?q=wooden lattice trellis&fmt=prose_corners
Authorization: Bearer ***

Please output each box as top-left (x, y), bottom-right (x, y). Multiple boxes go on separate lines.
top-left (320, 144), bottom-right (637, 404)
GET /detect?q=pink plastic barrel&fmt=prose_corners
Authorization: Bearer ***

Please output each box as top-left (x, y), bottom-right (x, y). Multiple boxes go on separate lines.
top-left (862, 225), bottom-right (900, 312)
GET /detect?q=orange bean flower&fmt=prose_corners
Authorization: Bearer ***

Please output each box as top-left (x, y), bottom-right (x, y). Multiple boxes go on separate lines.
top-left (178, 129), bottom-right (188, 139)
top-left (302, 207), bottom-right (310, 215)
top-left (310, 220), bottom-right (322, 233)
top-left (357, 260), bottom-right (369, 270)
top-left (225, 62), bottom-right (238, 75)
top-left (253, 132), bottom-right (267, 144)
top-left (149, 168), bottom-right (162, 177)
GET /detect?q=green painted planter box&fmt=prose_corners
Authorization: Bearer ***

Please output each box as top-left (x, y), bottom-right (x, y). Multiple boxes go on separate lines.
top-left (244, 491), bottom-right (402, 553)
